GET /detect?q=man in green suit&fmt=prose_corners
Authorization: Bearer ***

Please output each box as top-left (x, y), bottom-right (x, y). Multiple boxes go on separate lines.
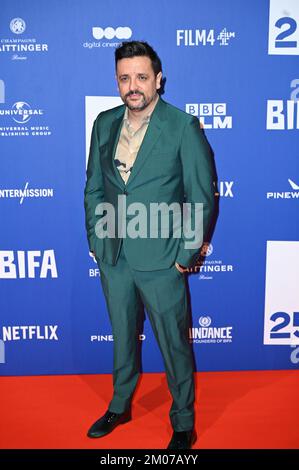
top-left (84, 41), bottom-right (216, 449)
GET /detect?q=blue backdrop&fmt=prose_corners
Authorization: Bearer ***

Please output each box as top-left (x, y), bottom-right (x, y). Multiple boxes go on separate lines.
top-left (0, 0), bottom-right (298, 376)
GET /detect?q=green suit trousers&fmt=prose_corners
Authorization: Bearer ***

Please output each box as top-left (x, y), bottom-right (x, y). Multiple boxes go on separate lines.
top-left (97, 241), bottom-right (195, 432)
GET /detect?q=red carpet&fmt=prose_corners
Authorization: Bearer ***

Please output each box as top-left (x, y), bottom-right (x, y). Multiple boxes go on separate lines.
top-left (0, 370), bottom-right (298, 449)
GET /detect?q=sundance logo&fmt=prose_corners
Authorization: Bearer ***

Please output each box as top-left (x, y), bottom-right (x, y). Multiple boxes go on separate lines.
top-left (190, 316), bottom-right (233, 344)
top-left (0, 250), bottom-right (58, 278)
top-left (2, 325), bottom-right (58, 341)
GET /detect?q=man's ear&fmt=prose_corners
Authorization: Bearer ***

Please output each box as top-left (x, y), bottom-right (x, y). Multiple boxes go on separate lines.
top-left (156, 71), bottom-right (162, 90)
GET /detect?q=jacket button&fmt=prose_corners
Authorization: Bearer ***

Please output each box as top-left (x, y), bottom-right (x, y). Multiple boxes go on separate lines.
top-left (123, 189), bottom-right (128, 195)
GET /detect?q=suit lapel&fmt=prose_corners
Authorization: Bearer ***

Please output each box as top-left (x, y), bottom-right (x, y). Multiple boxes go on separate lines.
top-left (107, 97), bottom-right (167, 189)
top-left (107, 108), bottom-right (126, 189)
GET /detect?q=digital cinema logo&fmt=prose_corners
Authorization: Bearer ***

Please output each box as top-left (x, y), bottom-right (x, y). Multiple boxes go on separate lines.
top-left (186, 103), bottom-right (233, 129)
top-left (0, 250), bottom-right (58, 278)
top-left (0, 17), bottom-right (49, 60)
top-left (266, 79), bottom-right (299, 130)
top-left (190, 316), bottom-right (233, 344)
top-left (83, 26), bottom-right (132, 49)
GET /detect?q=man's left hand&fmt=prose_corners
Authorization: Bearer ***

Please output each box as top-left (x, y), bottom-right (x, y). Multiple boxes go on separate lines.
top-left (175, 262), bottom-right (188, 273)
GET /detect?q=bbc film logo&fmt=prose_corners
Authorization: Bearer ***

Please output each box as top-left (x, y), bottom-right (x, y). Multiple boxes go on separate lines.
top-left (186, 103), bottom-right (233, 129)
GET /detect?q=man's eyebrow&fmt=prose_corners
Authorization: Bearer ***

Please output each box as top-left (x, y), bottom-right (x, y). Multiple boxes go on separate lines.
top-left (118, 72), bottom-right (149, 77)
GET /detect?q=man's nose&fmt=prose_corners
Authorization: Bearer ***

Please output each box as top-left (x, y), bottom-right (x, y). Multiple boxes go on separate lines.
top-left (129, 77), bottom-right (138, 91)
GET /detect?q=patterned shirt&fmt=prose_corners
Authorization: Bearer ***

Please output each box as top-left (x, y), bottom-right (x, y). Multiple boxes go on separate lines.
top-left (114, 98), bottom-right (159, 184)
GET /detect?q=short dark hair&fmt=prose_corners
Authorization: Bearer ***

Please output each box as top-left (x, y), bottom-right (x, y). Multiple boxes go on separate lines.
top-left (115, 41), bottom-right (162, 76)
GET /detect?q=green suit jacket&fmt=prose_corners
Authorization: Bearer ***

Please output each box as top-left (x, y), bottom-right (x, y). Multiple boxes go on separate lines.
top-left (84, 97), bottom-right (216, 270)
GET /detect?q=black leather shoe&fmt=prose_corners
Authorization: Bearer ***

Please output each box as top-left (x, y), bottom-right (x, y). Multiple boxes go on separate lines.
top-left (167, 430), bottom-right (196, 449)
top-left (87, 409), bottom-right (131, 438)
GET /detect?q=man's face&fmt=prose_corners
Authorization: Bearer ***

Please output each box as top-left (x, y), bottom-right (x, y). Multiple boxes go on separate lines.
top-left (116, 56), bottom-right (162, 111)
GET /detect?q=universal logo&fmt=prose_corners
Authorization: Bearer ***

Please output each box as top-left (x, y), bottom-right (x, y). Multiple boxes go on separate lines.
top-left (0, 92), bottom-right (52, 138)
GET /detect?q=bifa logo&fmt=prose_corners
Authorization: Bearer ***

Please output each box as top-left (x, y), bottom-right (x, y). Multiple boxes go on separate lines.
top-left (2, 325), bottom-right (58, 341)
top-left (266, 178), bottom-right (299, 199)
top-left (190, 316), bottom-right (233, 344)
top-left (268, 0), bottom-right (299, 55)
top-left (267, 79), bottom-right (299, 130)
top-left (0, 250), bottom-right (58, 278)
top-left (186, 103), bottom-right (232, 129)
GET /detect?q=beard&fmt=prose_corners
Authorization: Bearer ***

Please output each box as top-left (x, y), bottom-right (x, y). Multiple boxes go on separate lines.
top-left (123, 90), bottom-right (156, 111)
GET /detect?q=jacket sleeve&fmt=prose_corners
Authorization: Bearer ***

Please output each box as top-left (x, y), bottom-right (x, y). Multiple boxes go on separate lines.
top-left (175, 116), bottom-right (216, 267)
top-left (84, 116), bottom-right (104, 253)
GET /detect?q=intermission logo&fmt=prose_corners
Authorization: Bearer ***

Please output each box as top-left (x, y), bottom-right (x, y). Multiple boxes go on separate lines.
top-left (186, 103), bottom-right (233, 129)
top-left (1, 325), bottom-right (58, 341)
top-left (177, 28), bottom-right (235, 46)
top-left (0, 17), bottom-right (48, 60)
top-left (266, 79), bottom-right (299, 130)
top-left (266, 178), bottom-right (299, 199)
top-left (190, 316), bottom-right (233, 344)
top-left (0, 250), bottom-right (58, 279)
top-left (189, 243), bottom-right (234, 280)
top-left (83, 26), bottom-right (132, 50)
top-left (268, 0), bottom-right (299, 55)
top-left (0, 182), bottom-right (54, 204)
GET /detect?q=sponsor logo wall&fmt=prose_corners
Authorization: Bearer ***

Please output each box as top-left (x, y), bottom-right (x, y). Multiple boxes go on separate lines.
top-left (0, 0), bottom-right (298, 375)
